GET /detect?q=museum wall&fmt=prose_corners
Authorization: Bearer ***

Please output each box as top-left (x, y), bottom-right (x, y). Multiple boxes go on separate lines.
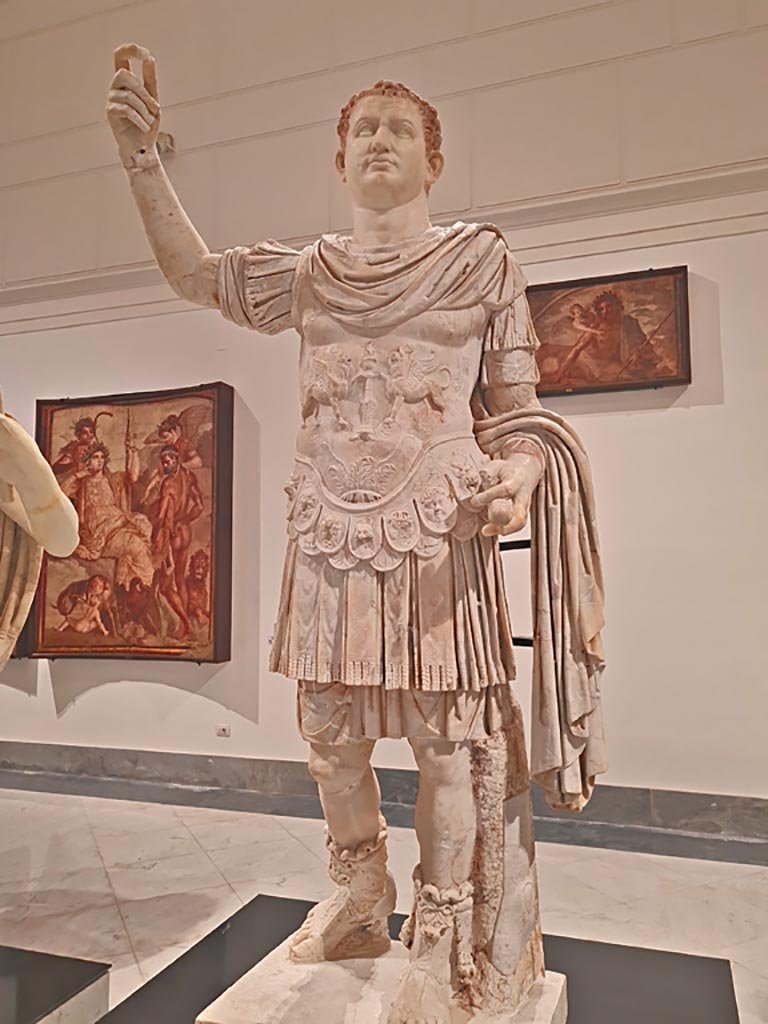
top-left (1, 0), bottom-right (767, 798)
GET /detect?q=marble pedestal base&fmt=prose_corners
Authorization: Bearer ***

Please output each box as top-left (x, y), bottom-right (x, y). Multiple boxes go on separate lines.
top-left (196, 939), bottom-right (567, 1024)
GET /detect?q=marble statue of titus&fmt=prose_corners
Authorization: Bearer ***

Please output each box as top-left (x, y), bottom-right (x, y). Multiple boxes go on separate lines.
top-left (0, 391), bottom-right (80, 668)
top-left (108, 45), bottom-right (607, 1023)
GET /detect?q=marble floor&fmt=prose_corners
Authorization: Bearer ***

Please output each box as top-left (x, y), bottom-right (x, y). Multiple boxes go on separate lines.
top-left (0, 787), bottom-right (765, 1023)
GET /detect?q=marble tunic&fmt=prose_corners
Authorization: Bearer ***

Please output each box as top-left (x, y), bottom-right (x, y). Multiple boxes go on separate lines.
top-left (218, 222), bottom-right (541, 741)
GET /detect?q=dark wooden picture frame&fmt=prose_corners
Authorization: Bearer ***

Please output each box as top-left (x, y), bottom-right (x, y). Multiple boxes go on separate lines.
top-left (21, 382), bottom-right (233, 662)
top-left (529, 265), bottom-right (691, 397)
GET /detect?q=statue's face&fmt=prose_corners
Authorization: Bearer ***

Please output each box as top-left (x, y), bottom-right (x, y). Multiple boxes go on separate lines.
top-left (338, 95), bottom-right (442, 210)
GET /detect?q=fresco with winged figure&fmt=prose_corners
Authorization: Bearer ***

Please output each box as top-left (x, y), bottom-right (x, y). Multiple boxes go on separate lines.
top-left (529, 265), bottom-right (691, 397)
top-left (23, 382), bottom-right (233, 662)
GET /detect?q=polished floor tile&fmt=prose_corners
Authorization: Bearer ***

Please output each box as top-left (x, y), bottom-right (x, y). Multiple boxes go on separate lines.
top-left (0, 786), bottom-right (765, 1018)
top-left (731, 962), bottom-right (768, 1024)
top-left (228, 860), bottom-right (331, 906)
top-left (183, 810), bottom-right (291, 852)
top-left (0, 888), bottom-right (133, 964)
top-left (105, 847), bottom-right (231, 902)
top-left (94, 825), bottom-right (206, 870)
top-left (204, 832), bottom-right (325, 888)
top-left (120, 884), bottom-right (243, 960)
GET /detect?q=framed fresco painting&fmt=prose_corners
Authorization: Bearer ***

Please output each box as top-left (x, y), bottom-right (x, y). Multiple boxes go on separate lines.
top-left (528, 266), bottom-right (691, 397)
top-left (21, 382), bottom-right (233, 662)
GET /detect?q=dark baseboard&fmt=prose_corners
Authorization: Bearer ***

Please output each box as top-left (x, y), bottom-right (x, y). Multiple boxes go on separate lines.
top-left (0, 741), bottom-right (766, 866)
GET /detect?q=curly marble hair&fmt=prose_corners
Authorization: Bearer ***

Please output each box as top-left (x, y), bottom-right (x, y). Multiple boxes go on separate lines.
top-left (336, 80), bottom-right (443, 160)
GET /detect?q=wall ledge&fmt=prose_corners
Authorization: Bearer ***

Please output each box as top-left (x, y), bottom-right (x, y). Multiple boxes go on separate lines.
top-left (2, 164), bottom-right (768, 331)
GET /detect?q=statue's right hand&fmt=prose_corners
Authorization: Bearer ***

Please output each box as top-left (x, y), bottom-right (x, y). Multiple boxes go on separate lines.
top-left (106, 44), bottom-right (160, 165)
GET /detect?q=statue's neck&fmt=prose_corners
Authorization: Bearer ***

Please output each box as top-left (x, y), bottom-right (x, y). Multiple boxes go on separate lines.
top-left (350, 194), bottom-right (432, 248)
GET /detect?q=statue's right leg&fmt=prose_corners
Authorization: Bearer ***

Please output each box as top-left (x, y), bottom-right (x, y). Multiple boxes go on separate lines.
top-left (289, 738), bottom-right (397, 963)
top-left (309, 739), bottom-right (381, 850)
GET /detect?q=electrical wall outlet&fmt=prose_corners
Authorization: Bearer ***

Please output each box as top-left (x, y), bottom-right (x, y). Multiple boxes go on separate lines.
top-left (216, 725), bottom-right (232, 738)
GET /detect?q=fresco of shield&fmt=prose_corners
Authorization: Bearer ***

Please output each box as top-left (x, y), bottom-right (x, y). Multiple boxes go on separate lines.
top-left (23, 382), bottom-right (233, 662)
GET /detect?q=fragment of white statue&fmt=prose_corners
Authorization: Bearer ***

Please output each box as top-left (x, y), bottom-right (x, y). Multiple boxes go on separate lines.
top-left (0, 390), bottom-right (80, 668)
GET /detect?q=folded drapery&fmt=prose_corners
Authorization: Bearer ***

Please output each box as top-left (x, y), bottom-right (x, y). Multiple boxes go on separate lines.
top-left (0, 512), bottom-right (42, 669)
top-left (474, 406), bottom-right (607, 810)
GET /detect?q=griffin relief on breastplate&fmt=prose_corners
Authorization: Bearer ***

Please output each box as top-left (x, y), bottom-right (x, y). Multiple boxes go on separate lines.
top-left (382, 346), bottom-right (451, 427)
top-left (300, 342), bottom-right (452, 440)
top-left (301, 346), bottom-right (355, 431)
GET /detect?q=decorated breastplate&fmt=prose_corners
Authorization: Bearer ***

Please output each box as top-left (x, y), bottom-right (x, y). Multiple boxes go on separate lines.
top-left (285, 435), bottom-right (488, 571)
top-left (287, 308), bottom-right (490, 569)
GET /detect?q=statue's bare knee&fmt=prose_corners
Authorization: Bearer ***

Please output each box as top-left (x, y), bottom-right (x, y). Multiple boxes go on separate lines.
top-left (308, 740), bottom-right (375, 797)
top-left (409, 737), bottom-right (471, 788)
top-left (409, 738), bottom-right (475, 885)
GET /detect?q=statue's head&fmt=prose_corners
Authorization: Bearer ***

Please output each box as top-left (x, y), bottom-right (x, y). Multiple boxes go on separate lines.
top-left (336, 81), bottom-right (444, 211)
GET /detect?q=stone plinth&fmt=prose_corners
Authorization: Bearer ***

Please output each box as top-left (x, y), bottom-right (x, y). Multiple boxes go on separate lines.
top-left (196, 940), bottom-right (567, 1024)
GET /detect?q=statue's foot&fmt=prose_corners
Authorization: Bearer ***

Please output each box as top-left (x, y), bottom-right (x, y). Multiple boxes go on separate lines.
top-left (289, 872), bottom-right (396, 963)
top-left (387, 961), bottom-right (453, 1024)
top-left (390, 870), bottom-right (476, 1024)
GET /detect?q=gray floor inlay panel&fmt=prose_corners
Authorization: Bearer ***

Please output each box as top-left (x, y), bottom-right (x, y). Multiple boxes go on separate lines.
top-left (3, 743), bottom-right (766, 842)
top-left (0, 945), bottom-right (109, 1024)
top-left (0, 771), bottom-right (765, 866)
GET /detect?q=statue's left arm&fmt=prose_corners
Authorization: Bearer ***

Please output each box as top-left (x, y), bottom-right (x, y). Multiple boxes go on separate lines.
top-left (471, 255), bottom-right (546, 537)
top-left (471, 242), bottom-right (608, 812)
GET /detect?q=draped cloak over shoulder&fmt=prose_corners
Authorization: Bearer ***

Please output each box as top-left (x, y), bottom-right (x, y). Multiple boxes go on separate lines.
top-left (217, 222), bottom-right (531, 338)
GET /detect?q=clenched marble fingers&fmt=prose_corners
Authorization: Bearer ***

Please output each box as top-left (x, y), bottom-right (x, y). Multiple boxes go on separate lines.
top-left (107, 44), bottom-right (161, 164)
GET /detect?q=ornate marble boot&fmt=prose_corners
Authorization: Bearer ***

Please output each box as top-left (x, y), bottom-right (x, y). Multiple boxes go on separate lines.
top-left (389, 867), bottom-right (475, 1024)
top-left (288, 816), bottom-right (397, 963)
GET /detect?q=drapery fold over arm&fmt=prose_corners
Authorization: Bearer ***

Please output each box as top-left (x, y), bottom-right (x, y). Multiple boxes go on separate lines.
top-left (217, 241), bottom-right (303, 334)
top-left (474, 406), bottom-right (607, 811)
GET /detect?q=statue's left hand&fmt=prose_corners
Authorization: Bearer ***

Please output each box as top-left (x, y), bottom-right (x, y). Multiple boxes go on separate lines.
top-left (471, 453), bottom-right (544, 537)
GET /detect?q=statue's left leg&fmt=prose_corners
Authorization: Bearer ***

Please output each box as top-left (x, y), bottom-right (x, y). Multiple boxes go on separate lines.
top-left (388, 739), bottom-right (476, 1024)
top-left (410, 738), bottom-right (476, 887)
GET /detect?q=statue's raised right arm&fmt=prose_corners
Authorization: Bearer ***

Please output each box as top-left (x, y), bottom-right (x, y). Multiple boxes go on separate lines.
top-left (106, 44), bottom-right (220, 308)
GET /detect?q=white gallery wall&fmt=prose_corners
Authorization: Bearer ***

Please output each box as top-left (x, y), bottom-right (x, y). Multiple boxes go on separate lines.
top-left (1, 0), bottom-right (767, 798)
